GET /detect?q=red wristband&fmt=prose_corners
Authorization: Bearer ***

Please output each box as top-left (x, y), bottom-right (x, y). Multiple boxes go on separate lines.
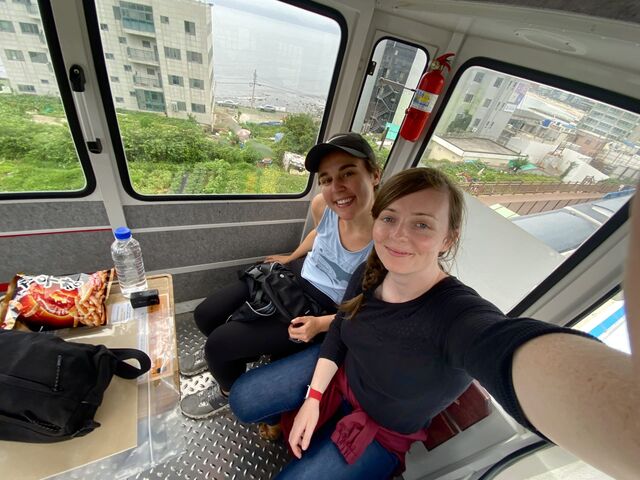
top-left (305, 385), bottom-right (322, 402)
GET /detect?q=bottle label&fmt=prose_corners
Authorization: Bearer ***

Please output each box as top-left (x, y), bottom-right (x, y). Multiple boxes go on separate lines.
top-left (410, 89), bottom-right (438, 113)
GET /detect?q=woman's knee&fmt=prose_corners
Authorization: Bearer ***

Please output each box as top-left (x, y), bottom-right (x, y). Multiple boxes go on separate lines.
top-left (228, 367), bottom-right (262, 422)
top-left (193, 281), bottom-right (249, 334)
top-left (192, 300), bottom-right (211, 333)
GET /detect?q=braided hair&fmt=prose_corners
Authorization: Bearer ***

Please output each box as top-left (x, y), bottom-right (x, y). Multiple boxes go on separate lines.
top-left (340, 167), bottom-right (465, 319)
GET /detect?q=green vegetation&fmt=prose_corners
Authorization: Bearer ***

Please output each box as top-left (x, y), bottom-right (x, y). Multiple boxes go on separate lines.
top-left (272, 113), bottom-right (318, 164)
top-left (422, 158), bottom-right (562, 184)
top-left (0, 94), bottom-right (316, 194)
top-left (0, 94), bottom-right (85, 193)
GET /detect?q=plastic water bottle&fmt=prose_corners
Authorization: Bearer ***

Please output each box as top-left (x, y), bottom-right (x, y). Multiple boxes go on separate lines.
top-left (111, 226), bottom-right (148, 298)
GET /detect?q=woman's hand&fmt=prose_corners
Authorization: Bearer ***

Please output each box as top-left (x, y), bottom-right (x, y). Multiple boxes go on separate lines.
top-left (288, 398), bottom-right (320, 458)
top-left (264, 254), bottom-right (291, 264)
top-left (288, 316), bottom-right (322, 343)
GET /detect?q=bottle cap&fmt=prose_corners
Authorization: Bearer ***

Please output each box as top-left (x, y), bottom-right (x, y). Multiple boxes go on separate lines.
top-left (114, 226), bottom-right (132, 240)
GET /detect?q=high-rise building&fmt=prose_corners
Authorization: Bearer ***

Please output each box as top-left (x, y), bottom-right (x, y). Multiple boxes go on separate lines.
top-left (0, 0), bottom-right (214, 124)
top-left (577, 102), bottom-right (640, 141)
top-left (363, 41), bottom-right (418, 133)
top-left (436, 68), bottom-right (521, 143)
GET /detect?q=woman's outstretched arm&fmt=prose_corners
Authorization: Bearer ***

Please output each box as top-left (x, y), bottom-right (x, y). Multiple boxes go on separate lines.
top-left (512, 190), bottom-right (640, 480)
top-left (625, 190), bottom-right (640, 373)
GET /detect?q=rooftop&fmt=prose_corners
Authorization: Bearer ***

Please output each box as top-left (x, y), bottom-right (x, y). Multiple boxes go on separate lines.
top-left (441, 136), bottom-right (519, 155)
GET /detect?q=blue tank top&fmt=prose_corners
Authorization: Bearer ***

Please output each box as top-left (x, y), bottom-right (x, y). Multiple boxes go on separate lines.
top-left (301, 208), bottom-right (373, 304)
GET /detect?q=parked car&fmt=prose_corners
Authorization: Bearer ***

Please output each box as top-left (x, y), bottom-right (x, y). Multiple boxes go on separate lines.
top-left (259, 105), bottom-right (276, 112)
top-left (216, 99), bottom-right (238, 108)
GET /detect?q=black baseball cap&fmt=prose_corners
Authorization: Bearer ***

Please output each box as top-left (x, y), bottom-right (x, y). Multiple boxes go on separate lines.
top-left (305, 133), bottom-right (377, 172)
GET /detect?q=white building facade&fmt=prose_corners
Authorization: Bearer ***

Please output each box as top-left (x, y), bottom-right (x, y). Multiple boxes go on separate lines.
top-left (0, 0), bottom-right (214, 124)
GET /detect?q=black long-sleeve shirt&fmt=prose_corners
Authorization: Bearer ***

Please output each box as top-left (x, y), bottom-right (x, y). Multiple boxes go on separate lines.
top-left (319, 263), bottom-right (596, 435)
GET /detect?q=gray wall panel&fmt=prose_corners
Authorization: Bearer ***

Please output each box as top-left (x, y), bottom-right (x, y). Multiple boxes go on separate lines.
top-left (137, 223), bottom-right (304, 271)
top-left (124, 201), bottom-right (309, 228)
top-left (171, 264), bottom-right (253, 303)
top-left (1, 202), bottom-right (109, 232)
top-left (0, 231), bottom-right (114, 283)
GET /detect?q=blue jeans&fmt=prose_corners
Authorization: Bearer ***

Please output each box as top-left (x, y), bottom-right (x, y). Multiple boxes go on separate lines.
top-left (229, 344), bottom-right (400, 480)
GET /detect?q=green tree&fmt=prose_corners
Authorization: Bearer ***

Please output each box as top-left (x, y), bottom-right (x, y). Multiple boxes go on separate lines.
top-left (508, 158), bottom-right (530, 172)
top-left (446, 112), bottom-right (472, 134)
top-left (274, 113), bottom-right (319, 162)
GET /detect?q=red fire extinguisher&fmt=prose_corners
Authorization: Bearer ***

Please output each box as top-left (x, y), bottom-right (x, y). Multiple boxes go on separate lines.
top-left (399, 53), bottom-right (455, 142)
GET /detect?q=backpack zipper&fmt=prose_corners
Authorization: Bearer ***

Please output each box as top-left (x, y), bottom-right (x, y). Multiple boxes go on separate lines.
top-left (53, 355), bottom-right (62, 392)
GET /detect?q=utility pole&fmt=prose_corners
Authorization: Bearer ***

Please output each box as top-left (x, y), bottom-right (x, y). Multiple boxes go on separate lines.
top-left (250, 69), bottom-right (257, 110)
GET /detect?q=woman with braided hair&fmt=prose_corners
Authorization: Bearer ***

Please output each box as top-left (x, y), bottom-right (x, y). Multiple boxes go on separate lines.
top-left (229, 167), bottom-right (640, 480)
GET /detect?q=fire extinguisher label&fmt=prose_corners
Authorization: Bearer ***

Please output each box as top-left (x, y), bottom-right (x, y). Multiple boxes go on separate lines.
top-left (410, 89), bottom-right (438, 113)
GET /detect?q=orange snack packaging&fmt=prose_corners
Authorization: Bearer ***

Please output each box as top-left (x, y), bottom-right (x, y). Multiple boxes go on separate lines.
top-left (0, 269), bottom-right (114, 331)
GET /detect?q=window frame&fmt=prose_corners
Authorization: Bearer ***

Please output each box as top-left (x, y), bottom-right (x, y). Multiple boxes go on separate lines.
top-left (83, 0), bottom-right (348, 200)
top-left (186, 50), bottom-right (202, 63)
top-left (19, 21), bottom-right (39, 34)
top-left (163, 45), bottom-right (181, 60)
top-left (0, 19), bottom-right (15, 32)
top-left (5, 48), bottom-right (25, 61)
top-left (184, 20), bottom-right (195, 35)
top-left (0, 0), bottom-right (96, 200)
top-left (168, 74), bottom-right (184, 87)
top-left (349, 35), bottom-right (430, 171)
top-left (411, 57), bottom-right (639, 317)
top-left (17, 84), bottom-right (36, 92)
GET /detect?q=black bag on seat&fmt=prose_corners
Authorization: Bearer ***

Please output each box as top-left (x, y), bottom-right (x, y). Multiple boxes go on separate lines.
top-left (0, 329), bottom-right (151, 443)
top-left (229, 262), bottom-right (324, 324)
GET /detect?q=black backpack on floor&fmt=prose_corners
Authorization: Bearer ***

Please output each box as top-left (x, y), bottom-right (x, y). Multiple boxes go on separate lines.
top-left (0, 329), bottom-right (151, 443)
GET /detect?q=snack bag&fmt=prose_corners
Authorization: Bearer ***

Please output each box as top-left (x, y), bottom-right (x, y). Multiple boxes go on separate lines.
top-left (0, 270), bottom-right (113, 331)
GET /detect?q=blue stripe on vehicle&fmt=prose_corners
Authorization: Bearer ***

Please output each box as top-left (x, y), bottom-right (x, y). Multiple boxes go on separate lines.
top-left (589, 305), bottom-right (626, 338)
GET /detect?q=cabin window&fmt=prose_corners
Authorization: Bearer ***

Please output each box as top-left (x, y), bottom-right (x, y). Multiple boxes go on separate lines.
top-left (351, 38), bottom-right (428, 168)
top-left (0, 1), bottom-right (93, 197)
top-left (488, 444), bottom-right (615, 480)
top-left (417, 64), bottom-right (638, 312)
top-left (91, 0), bottom-right (344, 196)
top-left (573, 290), bottom-right (628, 353)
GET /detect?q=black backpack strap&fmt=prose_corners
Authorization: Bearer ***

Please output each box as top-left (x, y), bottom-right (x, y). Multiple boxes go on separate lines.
top-left (109, 348), bottom-right (152, 379)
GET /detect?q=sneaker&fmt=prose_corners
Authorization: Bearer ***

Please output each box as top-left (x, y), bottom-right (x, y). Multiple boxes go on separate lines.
top-left (180, 387), bottom-right (228, 419)
top-left (180, 349), bottom-right (207, 377)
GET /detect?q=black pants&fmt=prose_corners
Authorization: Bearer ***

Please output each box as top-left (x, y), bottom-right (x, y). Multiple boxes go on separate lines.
top-left (193, 258), bottom-right (335, 392)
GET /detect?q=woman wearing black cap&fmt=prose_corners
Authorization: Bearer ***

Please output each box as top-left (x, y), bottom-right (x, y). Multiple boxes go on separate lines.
top-left (180, 133), bottom-right (381, 424)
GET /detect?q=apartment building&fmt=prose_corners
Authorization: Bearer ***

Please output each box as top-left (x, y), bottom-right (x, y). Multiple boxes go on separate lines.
top-left (0, 0), bottom-right (214, 124)
top-left (0, 1), bottom-right (55, 96)
top-left (435, 68), bottom-right (521, 143)
top-left (577, 102), bottom-right (640, 142)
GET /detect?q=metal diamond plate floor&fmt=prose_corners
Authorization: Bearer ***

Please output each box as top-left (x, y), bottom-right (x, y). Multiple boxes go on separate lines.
top-left (130, 313), bottom-right (290, 480)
